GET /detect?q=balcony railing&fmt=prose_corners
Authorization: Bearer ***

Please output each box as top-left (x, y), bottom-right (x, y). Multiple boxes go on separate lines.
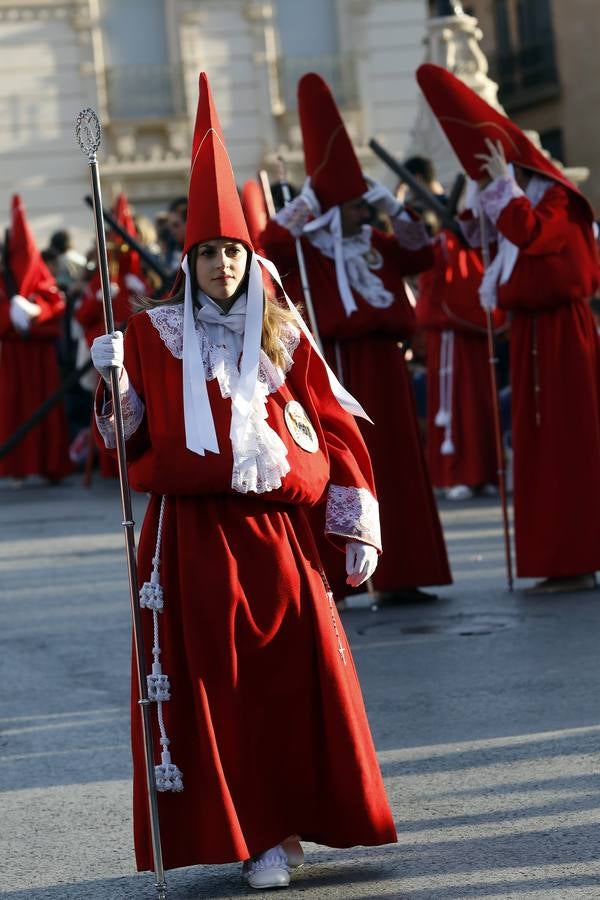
top-left (105, 64), bottom-right (186, 120)
top-left (277, 53), bottom-right (359, 110)
top-left (489, 39), bottom-right (560, 110)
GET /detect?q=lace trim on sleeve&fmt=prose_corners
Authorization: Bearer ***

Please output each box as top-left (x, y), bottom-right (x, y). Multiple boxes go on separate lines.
top-left (325, 484), bottom-right (382, 551)
top-left (480, 176), bottom-right (524, 225)
top-left (95, 369), bottom-right (145, 449)
top-left (274, 195), bottom-right (312, 238)
top-left (392, 211), bottom-right (431, 251)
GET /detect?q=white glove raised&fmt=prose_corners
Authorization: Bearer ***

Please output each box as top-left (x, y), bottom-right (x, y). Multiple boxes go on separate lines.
top-left (10, 294), bottom-right (41, 333)
top-left (95, 282), bottom-right (120, 302)
top-left (475, 138), bottom-right (510, 182)
top-left (298, 177), bottom-right (321, 217)
top-left (91, 331), bottom-right (124, 384)
top-left (345, 541), bottom-right (378, 588)
top-left (124, 272), bottom-right (146, 294)
top-left (363, 176), bottom-right (402, 218)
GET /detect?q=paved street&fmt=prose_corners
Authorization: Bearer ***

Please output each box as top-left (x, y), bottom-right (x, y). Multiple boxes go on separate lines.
top-left (1, 477), bottom-right (599, 899)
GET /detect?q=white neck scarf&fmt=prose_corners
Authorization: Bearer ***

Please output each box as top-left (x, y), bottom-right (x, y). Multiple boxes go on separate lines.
top-left (303, 208), bottom-right (394, 315)
top-left (479, 173), bottom-right (552, 310)
top-left (181, 252), bottom-right (371, 457)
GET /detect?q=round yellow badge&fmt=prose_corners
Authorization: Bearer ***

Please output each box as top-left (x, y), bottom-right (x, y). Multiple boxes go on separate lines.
top-left (284, 401), bottom-right (319, 453)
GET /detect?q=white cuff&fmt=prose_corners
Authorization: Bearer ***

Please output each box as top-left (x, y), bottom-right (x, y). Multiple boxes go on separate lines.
top-left (95, 368), bottom-right (145, 449)
top-left (392, 212), bottom-right (430, 251)
top-left (275, 195), bottom-right (312, 238)
top-left (480, 176), bottom-right (524, 225)
top-left (325, 484), bottom-right (382, 552)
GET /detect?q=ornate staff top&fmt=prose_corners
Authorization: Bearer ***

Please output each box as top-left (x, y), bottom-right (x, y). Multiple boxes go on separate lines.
top-left (75, 108), bottom-right (102, 161)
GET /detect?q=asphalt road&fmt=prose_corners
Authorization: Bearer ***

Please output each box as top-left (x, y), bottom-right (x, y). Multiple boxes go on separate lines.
top-left (1, 477), bottom-right (599, 899)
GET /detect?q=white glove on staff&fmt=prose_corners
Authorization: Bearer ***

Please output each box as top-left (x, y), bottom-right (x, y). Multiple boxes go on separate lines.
top-left (10, 294), bottom-right (41, 333)
top-left (345, 541), bottom-right (378, 588)
top-left (91, 331), bottom-right (124, 384)
top-left (363, 176), bottom-right (402, 218)
top-left (475, 139), bottom-right (510, 182)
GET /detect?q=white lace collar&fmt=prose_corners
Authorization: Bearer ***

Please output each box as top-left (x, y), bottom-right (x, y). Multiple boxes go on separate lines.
top-left (145, 303), bottom-right (300, 494)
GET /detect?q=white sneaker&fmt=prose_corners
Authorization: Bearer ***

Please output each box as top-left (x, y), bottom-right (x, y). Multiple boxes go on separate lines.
top-left (445, 484), bottom-right (474, 501)
top-left (242, 844), bottom-right (291, 889)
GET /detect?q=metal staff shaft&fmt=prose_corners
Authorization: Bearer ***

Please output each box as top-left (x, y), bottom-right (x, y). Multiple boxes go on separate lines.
top-left (275, 160), bottom-right (324, 354)
top-left (480, 211), bottom-right (514, 592)
top-left (76, 110), bottom-right (167, 899)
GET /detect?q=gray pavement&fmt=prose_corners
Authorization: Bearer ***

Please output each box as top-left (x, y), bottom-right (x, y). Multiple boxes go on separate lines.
top-left (1, 477), bottom-right (599, 899)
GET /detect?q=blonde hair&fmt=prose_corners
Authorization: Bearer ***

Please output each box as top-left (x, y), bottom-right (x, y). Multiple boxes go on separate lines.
top-left (132, 245), bottom-right (297, 370)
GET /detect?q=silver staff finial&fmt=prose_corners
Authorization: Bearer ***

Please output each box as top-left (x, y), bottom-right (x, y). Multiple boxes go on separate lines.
top-left (75, 108), bottom-right (102, 160)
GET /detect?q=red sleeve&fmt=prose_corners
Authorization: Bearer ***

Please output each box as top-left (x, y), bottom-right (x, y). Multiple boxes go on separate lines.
top-left (29, 283), bottom-right (65, 326)
top-left (495, 185), bottom-right (568, 255)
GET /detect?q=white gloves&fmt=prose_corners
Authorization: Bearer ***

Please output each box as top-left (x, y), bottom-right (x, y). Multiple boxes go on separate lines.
top-left (10, 294), bottom-right (41, 333)
top-left (124, 272), bottom-right (146, 294)
top-left (298, 177), bottom-right (321, 216)
top-left (345, 541), bottom-right (378, 588)
top-left (363, 176), bottom-right (402, 218)
top-left (95, 282), bottom-right (120, 302)
top-left (91, 331), bottom-right (124, 384)
top-left (475, 139), bottom-right (510, 182)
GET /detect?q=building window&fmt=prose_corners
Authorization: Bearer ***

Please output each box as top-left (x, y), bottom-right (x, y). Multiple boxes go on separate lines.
top-left (101, 0), bottom-right (184, 120)
top-left (274, 0), bottom-right (357, 109)
top-left (490, 0), bottom-right (559, 110)
top-left (539, 128), bottom-right (564, 164)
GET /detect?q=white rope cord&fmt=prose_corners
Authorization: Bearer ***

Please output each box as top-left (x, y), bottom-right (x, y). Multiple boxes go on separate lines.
top-left (435, 331), bottom-right (455, 456)
top-left (139, 496), bottom-right (183, 792)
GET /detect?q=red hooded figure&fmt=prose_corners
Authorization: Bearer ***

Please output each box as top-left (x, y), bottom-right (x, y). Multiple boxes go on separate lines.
top-left (418, 64), bottom-right (600, 589)
top-left (0, 196), bottom-right (71, 480)
top-left (92, 72), bottom-right (396, 882)
top-left (261, 72), bottom-right (451, 600)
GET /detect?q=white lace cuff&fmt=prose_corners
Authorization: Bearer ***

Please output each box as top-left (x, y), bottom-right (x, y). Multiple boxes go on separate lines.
top-left (480, 176), bottom-right (524, 225)
top-left (325, 484), bottom-right (382, 551)
top-left (392, 211), bottom-right (430, 251)
top-left (95, 368), bottom-right (145, 449)
top-left (274, 195), bottom-right (312, 238)
top-left (459, 215), bottom-right (498, 248)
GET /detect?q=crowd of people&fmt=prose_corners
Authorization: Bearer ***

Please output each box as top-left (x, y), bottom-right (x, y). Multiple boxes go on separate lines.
top-left (3, 62), bottom-right (600, 891)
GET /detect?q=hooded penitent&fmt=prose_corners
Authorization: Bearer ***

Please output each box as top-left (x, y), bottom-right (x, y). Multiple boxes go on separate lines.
top-left (181, 73), bottom-right (368, 459)
top-left (8, 195), bottom-right (57, 297)
top-left (240, 180), bottom-right (268, 250)
top-left (297, 72), bottom-right (367, 211)
top-left (416, 63), bottom-right (593, 221)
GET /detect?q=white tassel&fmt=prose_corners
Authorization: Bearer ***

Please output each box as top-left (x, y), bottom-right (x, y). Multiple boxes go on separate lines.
top-left (441, 437), bottom-right (455, 456)
top-left (147, 660), bottom-right (171, 702)
top-left (155, 749), bottom-right (184, 792)
top-left (139, 567), bottom-right (164, 611)
top-left (435, 409), bottom-right (450, 427)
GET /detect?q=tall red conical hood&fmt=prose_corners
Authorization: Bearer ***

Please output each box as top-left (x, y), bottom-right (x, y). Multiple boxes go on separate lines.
top-left (8, 195), bottom-right (56, 297)
top-left (183, 73), bottom-right (252, 256)
top-left (416, 64), bottom-right (593, 220)
top-left (241, 180), bottom-right (268, 249)
top-left (298, 73), bottom-right (367, 211)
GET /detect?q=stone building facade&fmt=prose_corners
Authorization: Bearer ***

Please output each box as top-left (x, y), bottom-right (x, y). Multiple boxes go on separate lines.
top-left (0, 0), bottom-right (429, 249)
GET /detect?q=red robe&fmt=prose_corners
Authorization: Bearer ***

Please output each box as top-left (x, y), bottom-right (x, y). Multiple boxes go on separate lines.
top-left (417, 230), bottom-right (503, 489)
top-left (262, 221), bottom-right (452, 594)
top-left (94, 308), bottom-right (396, 869)
top-left (493, 183), bottom-right (600, 577)
top-left (0, 278), bottom-right (71, 479)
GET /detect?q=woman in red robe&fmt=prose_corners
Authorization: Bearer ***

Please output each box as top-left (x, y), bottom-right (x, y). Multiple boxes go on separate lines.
top-left (417, 227), bottom-right (504, 497)
top-left (92, 73), bottom-right (396, 891)
top-left (0, 196), bottom-right (70, 481)
top-left (261, 73), bottom-right (451, 602)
